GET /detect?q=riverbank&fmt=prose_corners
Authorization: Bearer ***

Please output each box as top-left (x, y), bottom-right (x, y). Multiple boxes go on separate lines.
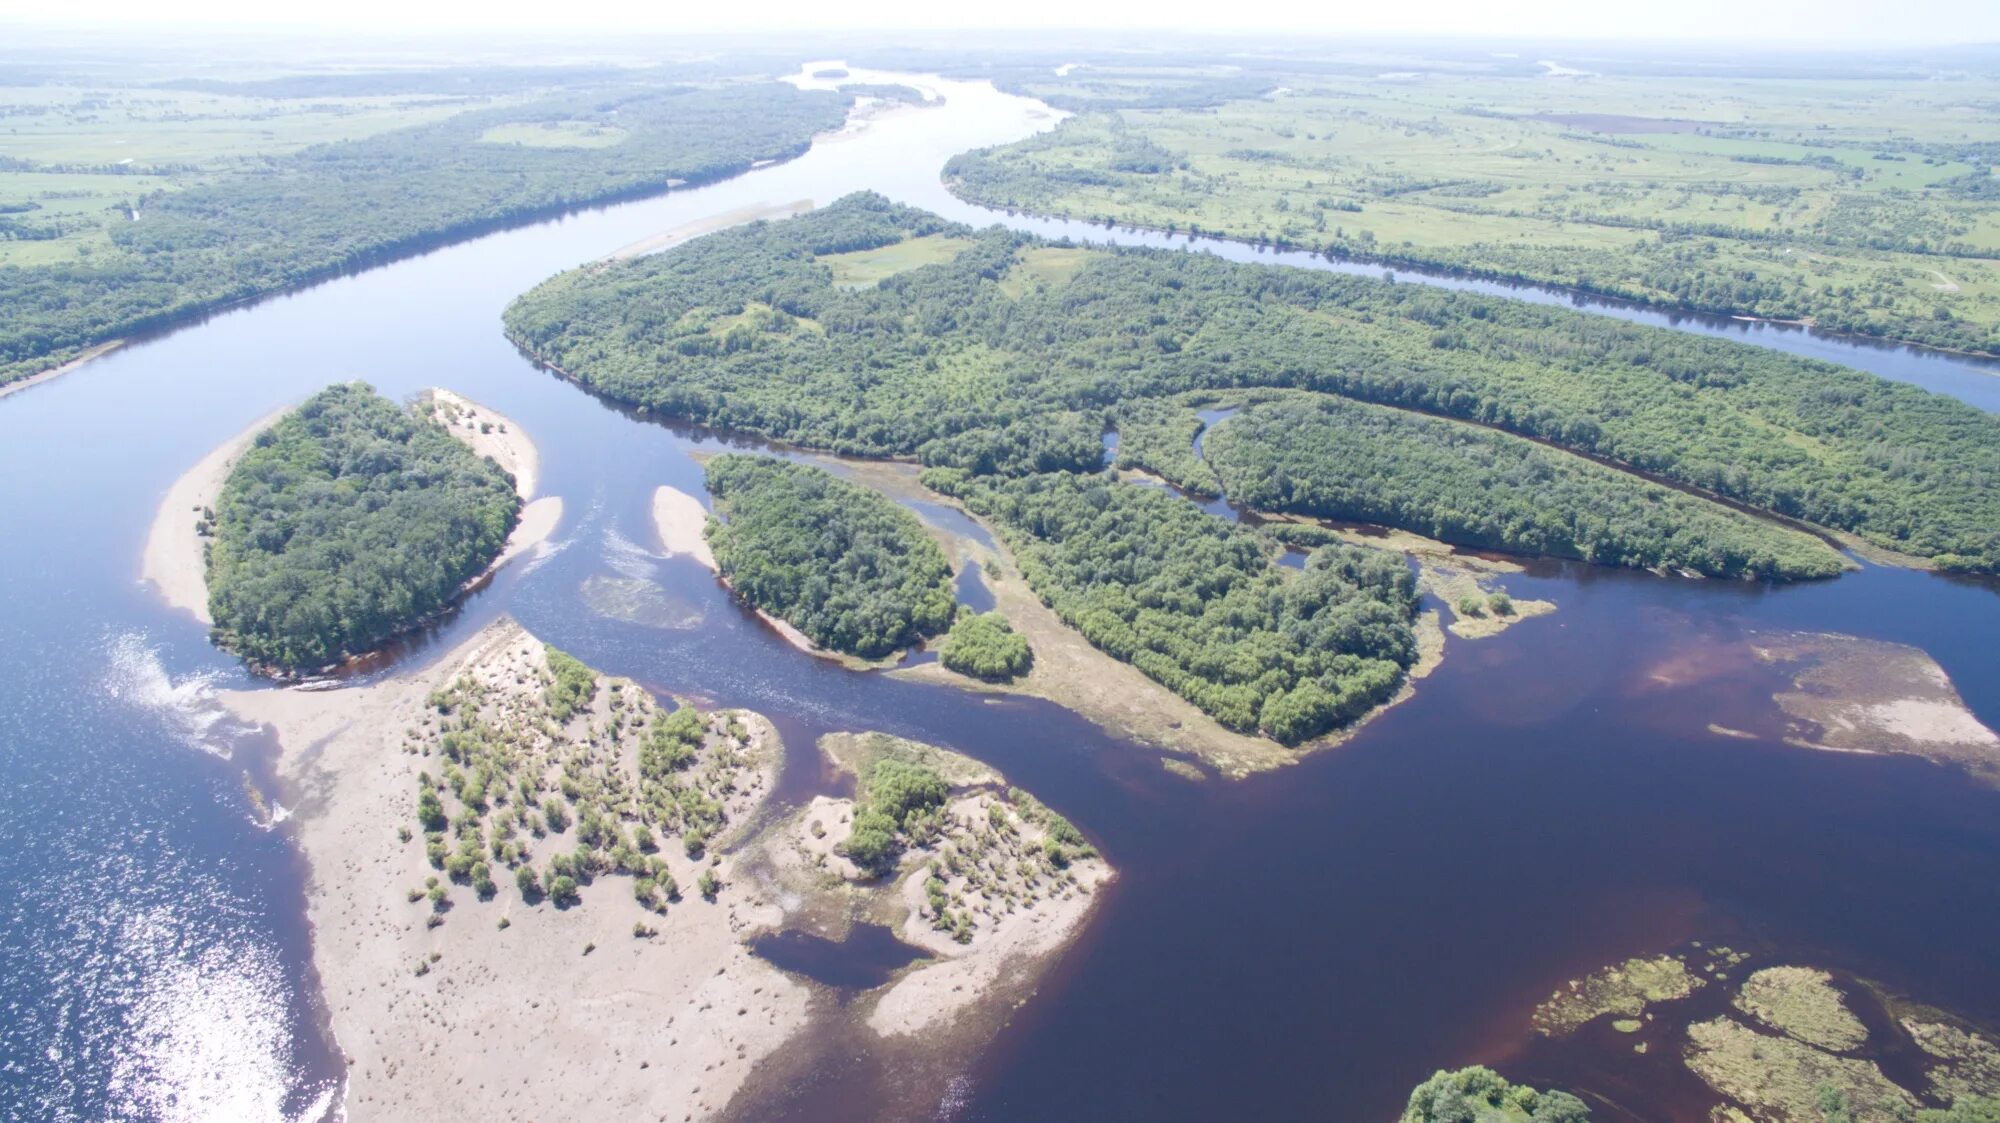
top-left (221, 618), bottom-right (813, 1121)
top-left (0, 340), bottom-right (124, 402)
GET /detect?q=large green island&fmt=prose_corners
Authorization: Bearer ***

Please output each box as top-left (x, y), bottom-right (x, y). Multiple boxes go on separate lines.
top-left (205, 382), bottom-right (523, 672)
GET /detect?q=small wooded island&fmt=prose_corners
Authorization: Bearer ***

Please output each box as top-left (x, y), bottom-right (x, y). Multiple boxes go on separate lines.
top-left (704, 454), bottom-right (956, 659)
top-left (204, 382), bottom-right (523, 672)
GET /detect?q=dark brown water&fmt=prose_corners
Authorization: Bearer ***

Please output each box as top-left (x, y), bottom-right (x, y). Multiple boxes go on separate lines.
top-left (2, 62), bottom-right (1997, 1123)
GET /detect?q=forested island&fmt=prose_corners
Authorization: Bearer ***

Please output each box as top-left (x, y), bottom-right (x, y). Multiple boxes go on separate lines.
top-left (506, 193), bottom-right (2000, 574)
top-left (942, 63), bottom-right (2000, 355)
top-left (205, 382), bottom-right (521, 671)
top-left (0, 80), bottom-right (848, 387)
top-left (704, 454), bottom-right (956, 658)
top-left (1149, 392), bottom-right (1850, 580)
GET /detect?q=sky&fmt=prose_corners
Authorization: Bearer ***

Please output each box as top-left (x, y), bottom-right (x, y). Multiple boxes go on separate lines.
top-left (1, 0), bottom-right (1998, 45)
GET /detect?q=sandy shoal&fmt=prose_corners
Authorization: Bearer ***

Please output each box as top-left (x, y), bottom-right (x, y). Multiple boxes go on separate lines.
top-left (652, 484), bottom-right (717, 570)
top-left (223, 618), bottom-right (810, 1122)
top-left (422, 389), bottom-right (563, 579)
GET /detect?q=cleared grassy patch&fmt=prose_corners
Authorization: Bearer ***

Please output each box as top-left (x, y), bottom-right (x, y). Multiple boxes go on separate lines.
top-left (819, 233), bottom-right (976, 288)
top-left (997, 245), bottom-right (1092, 298)
top-left (478, 121), bottom-right (629, 148)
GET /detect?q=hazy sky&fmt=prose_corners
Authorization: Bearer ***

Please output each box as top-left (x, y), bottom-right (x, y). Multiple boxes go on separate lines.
top-left (2, 0), bottom-right (1997, 45)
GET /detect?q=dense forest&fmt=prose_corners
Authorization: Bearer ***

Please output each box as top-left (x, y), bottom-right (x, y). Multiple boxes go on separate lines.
top-left (0, 82), bottom-right (848, 386)
top-left (506, 194), bottom-right (2000, 573)
top-left (925, 468), bottom-right (1418, 744)
top-left (206, 382), bottom-right (520, 671)
top-left (703, 455), bottom-right (956, 658)
top-left (1185, 393), bottom-right (1850, 580)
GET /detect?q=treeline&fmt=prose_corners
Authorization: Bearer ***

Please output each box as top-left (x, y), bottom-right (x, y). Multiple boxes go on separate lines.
top-left (0, 82), bottom-right (849, 386)
top-left (924, 468), bottom-right (1417, 744)
top-left (1197, 393), bottom-right (1850, 580)
top-left (207, 383), bottom-right (520, 672)
top-left (704, 455), bottom-right (956, 658)
top-left (506, 194), bottom-right (2000, 573)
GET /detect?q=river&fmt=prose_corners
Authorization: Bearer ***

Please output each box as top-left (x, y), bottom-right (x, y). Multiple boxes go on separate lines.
top-left (1, 62), bottom-right (1996, 1122)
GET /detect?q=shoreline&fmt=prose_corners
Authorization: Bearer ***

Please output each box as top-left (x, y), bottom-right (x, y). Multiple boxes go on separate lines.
top-left (139, 404), bottom-right (293, 626)
top-left (939, 180), bottom-right (2000, 366)
top-left (0, 340), bottom-right (125, 402)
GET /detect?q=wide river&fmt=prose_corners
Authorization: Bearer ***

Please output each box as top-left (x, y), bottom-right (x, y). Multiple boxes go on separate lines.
top-left (3, 64), bottom-right (1998, 1122)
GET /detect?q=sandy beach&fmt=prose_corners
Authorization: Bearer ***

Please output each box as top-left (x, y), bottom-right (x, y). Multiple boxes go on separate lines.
top-left (653, 482), bottom-right (893, 666)
top-left (419, 389), bottom-right (564, 576)
top-left (139, 405), bottom-right (291, 625)
top-left (224, 619), bottom-right (813, 1121)
top-left (605, 200), bottom-right (815, 262)
top-left (652, 484), bottom-right (717, 570)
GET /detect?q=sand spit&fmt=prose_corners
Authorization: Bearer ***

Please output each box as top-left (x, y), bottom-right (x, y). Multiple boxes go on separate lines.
top-left (223, 619), bottom-right (811, 1122)
top-left (604, 200), bottom-right (814, 262)
top-left (1752, 630), bottom-right (2000, 782)
top-left (419, 388), bottom-right (539, 500)
top-left (652, 485), bottom-right (717, 570)
top-left (140, 405), bottom-right (291, 625)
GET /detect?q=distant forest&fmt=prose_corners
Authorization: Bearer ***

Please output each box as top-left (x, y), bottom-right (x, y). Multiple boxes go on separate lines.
top-left (0, 82), bottom-right (848, 386)
top-left (207, 383), bottom-right (520, 671)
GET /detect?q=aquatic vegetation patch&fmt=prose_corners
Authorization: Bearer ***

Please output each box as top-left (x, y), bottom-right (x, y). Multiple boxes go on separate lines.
top-left (1685, 1016), bottom-right (1918, 1121)
top-left (1534, 954), bottom-right (1705, 1036)
top-left (1734, 966), bottom-right (1869, 1052)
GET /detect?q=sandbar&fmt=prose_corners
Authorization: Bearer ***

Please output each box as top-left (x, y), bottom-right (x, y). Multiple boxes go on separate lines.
top-left (222, 619), bottom-right (810, 1121)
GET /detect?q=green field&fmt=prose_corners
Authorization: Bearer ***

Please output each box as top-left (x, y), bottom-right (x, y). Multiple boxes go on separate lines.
top-left (947, 71), bottom-right (2000, 353)
top-left (0, 85), bottom-right (481, 269)
top-left (821, 233), bottom-right (978, 287)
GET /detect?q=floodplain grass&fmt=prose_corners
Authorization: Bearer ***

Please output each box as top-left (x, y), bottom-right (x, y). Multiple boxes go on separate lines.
top-left (949, 70), bottom-right (2000, 353)
top-left (821, 233), bottom-right (979, 288)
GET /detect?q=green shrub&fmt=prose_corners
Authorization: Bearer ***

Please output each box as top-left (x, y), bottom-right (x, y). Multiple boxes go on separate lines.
top-left (939, 612), bottom-right (1033, 681)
